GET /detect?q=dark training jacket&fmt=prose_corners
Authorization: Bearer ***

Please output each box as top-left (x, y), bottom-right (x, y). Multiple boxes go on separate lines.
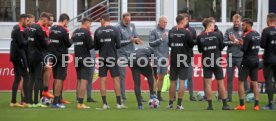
top-left (10, 24), bottom-right (28, 65)
top-left (168, 26), bottom-right (194, 67)
top-left (94, 25), bottom-right (121, 60)
top-left (241, 30), bottom-right (261, 65)
top-left (49, 25), bottom-right (72, 61)
top-left (261, 26), bottom-right (276, 64)
top-left (27, 23), bottom-right (49, 63)
top-left (72, 28), bottom-right (94, 60)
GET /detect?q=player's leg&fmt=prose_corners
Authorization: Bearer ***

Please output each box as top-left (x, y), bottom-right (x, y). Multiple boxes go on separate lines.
top-left (187, 64), bottom-right (196, 101)
top-left (111, 63), bottom-right (126, 109)
top-left (42, 65), bottom-right (53, 98)
top-left (235, 65), bottom-right (248, 110)
top-left (262, 63), bottom-right (275, 110)
top-left (99, 64), bottom-right (109, 109)
top-left (87, 66), bottom-right (97, 102)
top-left (203, 67), bottom-right (213, 110)
top-left (131, 66), bottom-right (143, 108)
top-left (168, 66), bottom-right (177, 108)
top-left (27, 63), bottom-right (35, 105)
top-left (33, 62), bottom-right (44, 107)
top-left (249, 63), bottom-right (260, 110)
top-left (119, 54), bottom-right (128, 100)
top-left (215, 67), bottom-right (231, 110)
top-left (157, 62), bottom-right (166, 101)
top-left (226, 58), bottom-right (235, 102)
top-left (10, 61), bottom-right (23, 107)
top-left (77, 79), bottom-right (89, 109)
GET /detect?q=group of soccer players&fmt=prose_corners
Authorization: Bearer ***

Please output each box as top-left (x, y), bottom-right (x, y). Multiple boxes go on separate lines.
top-left (9, 11), bottom-right (276, 110)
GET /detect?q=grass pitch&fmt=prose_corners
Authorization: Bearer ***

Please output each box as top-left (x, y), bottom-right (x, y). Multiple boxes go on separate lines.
top-left (0, 92), bottom-right (275, 121)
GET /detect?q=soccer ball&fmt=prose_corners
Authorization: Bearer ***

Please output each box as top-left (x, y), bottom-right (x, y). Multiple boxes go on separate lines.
top-left (197, 91), bottom-right (205, 101)
top-left (40, 96), bottom-right (52, 105)
top-left (148, 98), bottom-right (160, 108)
top-left (246, 93), bottom-right (255, 103)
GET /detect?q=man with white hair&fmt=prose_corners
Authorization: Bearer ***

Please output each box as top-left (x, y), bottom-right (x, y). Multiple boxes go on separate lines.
top-left (149, 16), bottom-right (169, 101)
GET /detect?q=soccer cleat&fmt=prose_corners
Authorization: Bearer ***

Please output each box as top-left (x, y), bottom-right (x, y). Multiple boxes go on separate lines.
top-left (87, 98), bottom-right (97, 103)
top-left (10, 103), bottom-right (24, 107)
top-left (190, 96), bottom-right (197, 101)
top-left (77, 104), bottom-right (90, 109)
top-left (234, 105), bottom-right (246, 110)
top-left (253, 105), bottom-right (260, 111)
top-left (37, 103), bottom-right (47, 108)
top-left (262, 104), bottom-right (275, 110)
top-left (61, 99), bottom-right (71, 104)
top-left (116, 104), bottom-right (128, 109)
top-left (52, 104), bottom-right (66, 109)
top-left (222, 105), bottom-right (232, 110)
top-left (206, 106), bottom-right (214, 110)
top-left (26, 104), bottom-right (33, 108)
top-left (167, 104), bottom-right (173, 109)
top-left (138, 105), bottom-right (143, 110)
top-left (42, 91), bottom-right (54, 98)
top-left (150, 94), bottom-right (157, 99)
top-left (176, 105), bottom-right (184, 110)
top-left (103, 104), bottom-right (110, 110)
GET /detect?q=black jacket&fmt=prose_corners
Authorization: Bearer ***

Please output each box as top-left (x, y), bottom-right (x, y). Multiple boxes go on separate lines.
top-left (94, 25), bottom-right (121, 60)
top-left (168, 26), bottom-right (194, 66)
top-left (241, 30), bottom-right (261, 65)
top-left (49, 25), bottom-right (72, 61)
top-left (197, 31), bottom-right (224, 65)
top-left (261, 26), bottom-right (276, 64)
top-left (10, 24), bottom-right (28, 64)
top-left (27, 23), bottom-right (49, 63)
top-left (72, 28), bottom-right (94, 59)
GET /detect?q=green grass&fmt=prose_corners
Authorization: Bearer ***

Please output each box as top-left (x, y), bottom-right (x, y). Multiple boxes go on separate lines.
top-left (0, 92), bottom-right (275, 121)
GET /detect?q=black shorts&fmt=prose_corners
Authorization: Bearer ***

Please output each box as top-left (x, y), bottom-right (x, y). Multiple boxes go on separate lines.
top-left (203, 66), bottom-right (224, 80)
top-left (99, 61), bottom-right (120, 78)
top-left (52, 61), bottom-right (68, 80)
top-left (76, 63), bottom-right (92, 81)
top-left (169, 65), bottom-right (188, 81)
top-left (238, 63), bottom-right (259, 82)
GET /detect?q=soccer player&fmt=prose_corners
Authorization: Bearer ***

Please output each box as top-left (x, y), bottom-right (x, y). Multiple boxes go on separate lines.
top-left (94, 14), bottom-right (127, 109)
top-left (129, 47), bottom-right (157, 109)
top-left (49, 13), bottom-right (71, 108)
top-left (234, 18), bottom-right (261, 111)
top-left (42, 13), bottom-right (54, 99)
top-left (10, 14), bottom-right (30, 107)
top-left (117, 12), bottom-right (143, 101)
top-left (167, 14), bottom-right (194, 110)
top-left (149, 16), bottom-right (169, 101)
top-left (197, 18), bottom-right (231, 110)
top-left (72, 17), bottom-right (93, 109)
top-left (27, 12), bottom-right (50, 108)
top-left (224, 14), bottom-right (248, 102)
top-left (261, 13), bottom-right (276, 110)
top-left (182, 13), bottom-right (197, 101)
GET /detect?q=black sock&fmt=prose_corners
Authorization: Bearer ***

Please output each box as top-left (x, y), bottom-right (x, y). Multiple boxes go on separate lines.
top-left (255, 100), bottom-right (259, 106)
top-left (21, 93), bottom-right (24, 103)
top-left (177, 98), bottom-right (182, 106)
top-left (43, 86), bottom-right (48, 92)
top-left (116, 96), bottom-right (122, 105)
top-left (208, 100), bottom-right (213, 107)
top-left (169, 100), bottom-right (173, 105)
top-left (240, 99), bottom-right (244, 106)
top-left (78, 98), bottom-right (84, 104)
top-left (53, 96), bottom-right (59, 104)
top-left (157, 91), bottom-right (161, 98)
top-left (222, 99), bottom-right (227, 106)
top-left (102, 96), bottom-right (107, 105)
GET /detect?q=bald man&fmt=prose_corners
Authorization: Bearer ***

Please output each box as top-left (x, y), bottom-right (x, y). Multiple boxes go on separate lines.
top-left (149, 16), bottom-right (169, 101)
